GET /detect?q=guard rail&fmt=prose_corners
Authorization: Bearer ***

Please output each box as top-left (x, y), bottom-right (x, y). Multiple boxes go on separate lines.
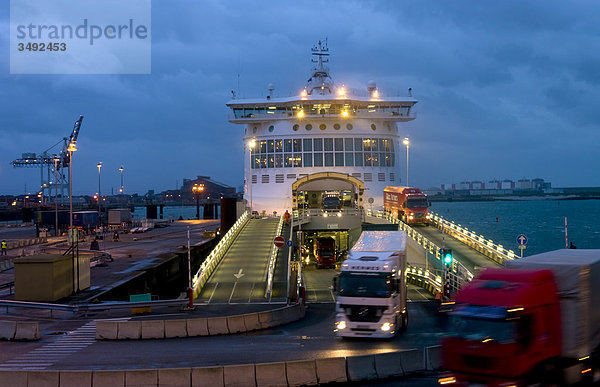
top-left (265, 215), bottom-right (284, 301)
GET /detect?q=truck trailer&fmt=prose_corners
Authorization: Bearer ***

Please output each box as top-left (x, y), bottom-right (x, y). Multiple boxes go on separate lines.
top-left (334, 230), bottom-right (408, 338)
top-left (383, 186), bottom-right (430, 225)
top-left (315, 237), bottom-right (336, 269)
top-left (441, 249), bottom-right (600, 386)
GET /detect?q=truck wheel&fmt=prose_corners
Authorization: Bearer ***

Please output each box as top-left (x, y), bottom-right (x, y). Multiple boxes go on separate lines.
top-left (400, 312), bottom-right (408, 332)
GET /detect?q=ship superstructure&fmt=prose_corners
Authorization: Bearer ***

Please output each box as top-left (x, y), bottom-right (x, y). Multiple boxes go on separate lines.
top-left (227, 40), bottom-right (417, 215)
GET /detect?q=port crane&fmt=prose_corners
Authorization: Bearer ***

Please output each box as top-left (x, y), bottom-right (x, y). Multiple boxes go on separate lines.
top-left (10, 115), bottom-right (83, 204)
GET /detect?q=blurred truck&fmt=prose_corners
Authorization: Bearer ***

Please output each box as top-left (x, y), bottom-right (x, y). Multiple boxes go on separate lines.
top-left (108, 208), bottom-right (133, 225)
top-left (383, 186), bottom-right (430, 225)
top-left (441, 249), bottom-right (600, 386)
top-left (315, 237), bottom-right (336, 269)
top-left (72, 211), bottom-right (98, 231)
top-left (333, 231), bottom-right (408, 338)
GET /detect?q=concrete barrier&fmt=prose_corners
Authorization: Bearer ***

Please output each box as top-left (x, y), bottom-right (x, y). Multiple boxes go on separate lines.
top-left (286, 359), bottom-right (317, 386)
top-left (255, 362), bottom-right (287, 387)
top-left (117, 321), bottom-right (141, 340)
top-left (425, 345), bottom-right (442, 370)
top-left (223, 364), bottom-right (255, 387)
top-left (125, 369), bottom-right (158, 386)
top-left (192, 366), bottom-right (224, 387)
top-left (13, 321), bottom-right (39, 341)
top-left (346, 354), bottom-right (377, 382)
top-left (164, 320), bottom-right (187, 338)
top-left (59, 370), bottom-right (93, 386)
top-left (0, 320), bottom-right (16, 340)
top-left (187, 318), bottom-right (209, 337)
top-left (141, 320), bottom-right (165, 339)
top-left (374, 351), bottom-right (403, 378)
top-left (93, 370), bottom-right (125, 386)
top-left (226, 315), bottom-right (246, 334)
top-left (243, 313), bottom-right (261, 332)
top-left (158, 368), bottom-right (191, 387)
top-left (258, 311), bottom-right (273, 329)
top-left (206, 317), bottom-right (229, 335)
top-left (270, 308), bottom-right (286, 326)
top-left (399, 348), bottom-right (423, 374)
top-left (28, 370), bottom-right (59, 386)
top-left (95, 321), bottom-right (118, 340)
top-left (315, 357), bottom-right (347, 384)
top-left (0, 370), bottom-right (27, 386)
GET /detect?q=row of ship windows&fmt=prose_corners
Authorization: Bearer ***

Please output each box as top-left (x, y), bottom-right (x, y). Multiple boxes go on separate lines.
top-left (251, 172), bottom-right (396, 184)
top-left (251, 137), bottom-right (395, 154)
top-left (251, 122), bottom-right (395, 134)
top-left (251, 152), bottom-right (395, 169)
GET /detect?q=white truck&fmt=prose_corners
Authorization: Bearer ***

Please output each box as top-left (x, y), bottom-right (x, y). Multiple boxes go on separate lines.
top-left (334, 230), bottom-right (408, 338)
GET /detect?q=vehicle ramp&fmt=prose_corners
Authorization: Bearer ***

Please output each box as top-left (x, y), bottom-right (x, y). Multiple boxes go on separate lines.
top-left (197, 217), bottom-right (280, 303)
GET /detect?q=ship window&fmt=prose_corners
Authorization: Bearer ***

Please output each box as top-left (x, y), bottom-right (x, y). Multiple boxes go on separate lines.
top-left (262, 175), bottom-right (270, 183)
top-left (364, 153), bottom-right (372, 166)
top-left (355, 153), bottom-right (363, 166)
top-left (334, 138), bottom-right (344, 151)
top-left (268, 155), bottom-right (274, 168)
top-left (313, 152), bottom-right (323, 167)
top-left (371, 123), bottom-right (377, 131)
top-left (268, 125), bottom-right (275, 132)
top-left (324, 153), bottom-right (334, 167)
top-left (363, 138), bottom-right (372, 152)
top-left (334, 123), bottom-right (341, 130)
top-left (382, 139), bottom-right (390, 152)
top-left (324, 138), bottom-right (333, 151)
top-left (345, 153), bottom-right (354, 166)
top-left (292, 124), bottom-right (299, 131)
top-left (253, 127), bottom-right (258, 134)
top-left (380, 153), bottom-right (386, 167)
top-left (305, 124), bottom-right (313, 131)
top-left (364, 173), bottom-right (372, 182)
top-left (335, 152), bottom-right (344, 166)
top-left (313, 138), bottom-right (323, 151)
top-left (390, 153), bottom-right (395, 167)
top-left (293, 139), bottom-right (302, 152)
top-left (275, 154), bottom-right (283, 168)
top-left (384, 154), bottom-right (392, 167)
top-left (371, 138), bottom-right (379, 151)
top-left (378, 173), bottom-right (385, 182)
top-left (260, 140), bottom-right (267, 153)
top-left (303, 153), bottom-right (313, 167)
top-left (284, 154), bottom-right (293, 167)
top-left (303, 138), bottom-right (312, 151)
top-left (319, 124), bottom-right (326, 131)
top-left (344, 138), bottom-right (354, 151)
top-left (293, 153), bottom-right (302, 167)
top-left (371, 153), bottom-right (379, 166)
top-left (354, 138), bottom-right (363, 151)
top-left (284, 139), bottom-right (292, 152)
top-left (234, 109), bottom-right (244, 118)
top-left (378, 139), bottom-right (385, 151)
top-left (275, 174), bottom-right (284, 183)
top-left (275, 140), bottom-right (283, 153)
top-left (252, 175), bottom-right (257, 184)
top-left (260, 155), bottom-right (267, 169)
top-left (267, 140), bottom-right (274, 153)
top-left (256, 108), bottom-right (266, 115)
top-left (346, 123), bottom-right (353, 130)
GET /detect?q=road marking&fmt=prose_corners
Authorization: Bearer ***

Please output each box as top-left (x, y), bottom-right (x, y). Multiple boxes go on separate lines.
top-left (229, 282), bottom-right (237, 304)
top-left (248, 282), bottom-right (256, 303)
top-left (208, 282), bottom-right (219, 303)
top-left (330, 289), bottom-right (336, 302)
top-left (233, 269), bottom-right (245, 279)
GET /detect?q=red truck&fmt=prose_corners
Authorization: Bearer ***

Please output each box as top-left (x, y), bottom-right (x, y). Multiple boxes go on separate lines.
top-left (383, 186), bottom-right (430, 225)
top-left (315, 237), bottom-right (336, 269)
top-left (441, 249), bottom-right (600, 386)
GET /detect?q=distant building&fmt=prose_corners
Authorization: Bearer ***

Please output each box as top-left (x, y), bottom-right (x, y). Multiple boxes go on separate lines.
top-left (181, 176), bottom-right (236, 201)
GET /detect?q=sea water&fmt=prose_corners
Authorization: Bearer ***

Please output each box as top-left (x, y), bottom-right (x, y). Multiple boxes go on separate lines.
top-left (431, 199), bottom-right (600, 256)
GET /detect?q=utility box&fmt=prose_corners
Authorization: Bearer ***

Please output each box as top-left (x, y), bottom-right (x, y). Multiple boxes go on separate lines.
top-left (108, 208), bottom-right (133, 225)
top-left (14, 254), bottom-right (90, 301)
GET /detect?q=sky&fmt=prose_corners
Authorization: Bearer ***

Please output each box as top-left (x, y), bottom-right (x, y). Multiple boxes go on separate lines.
top-left (1, 0), bottom-right (599, 196)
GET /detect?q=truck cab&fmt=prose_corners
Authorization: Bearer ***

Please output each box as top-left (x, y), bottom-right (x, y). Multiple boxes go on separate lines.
top-left (316, 237), bottom-right (336, 269)
top-left (383, 186), bottom-right (431, 225)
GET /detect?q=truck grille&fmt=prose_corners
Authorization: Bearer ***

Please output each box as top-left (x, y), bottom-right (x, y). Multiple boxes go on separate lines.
top-left (342, 305), bottom-right (385, 323)
top-left (415, 213), bottom-right (425, 219)
top-left (462, 355), bottom-right (492, 370)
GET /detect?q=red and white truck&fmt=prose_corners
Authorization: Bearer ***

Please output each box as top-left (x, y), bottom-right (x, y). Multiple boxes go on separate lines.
top-left (383, 186), bottom-right (430, 225)
top-left (441, 249), bottom-right (600, 386)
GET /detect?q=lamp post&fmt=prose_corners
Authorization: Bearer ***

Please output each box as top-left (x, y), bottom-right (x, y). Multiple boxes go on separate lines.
top-left (248, 139), bottom-right (256, 211)
top-left (192, 184), bottom-right (204, 219)
top-left (53, 155), bottom-right (60, 237)
top-left (119, 165), bottom-right (124, 194)
top-left (403, 137), bottom-right (410, 186)
top-left (67, 143), bottom-right (77, 230)
top-left (97, 162), bottom-right (102, 229)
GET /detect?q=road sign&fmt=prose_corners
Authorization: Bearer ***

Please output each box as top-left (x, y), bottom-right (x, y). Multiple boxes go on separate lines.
top-left (274, 236), bottom-right (285, 248)
top-left (516, 234), bottom-right (528, 246)
top-left (286, 240), bottom-right (293, 247)
top-left (518, 245), bottom-right (526, 250)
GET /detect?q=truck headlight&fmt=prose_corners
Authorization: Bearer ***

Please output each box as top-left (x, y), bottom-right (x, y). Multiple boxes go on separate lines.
top-left (336, 320), bottom-right (347, 330)
top-left (337, 212), bottom-right (342, 217)
top-left (323, 213), bottom-right (328, 217)
top-left (380, 322), bottom-right (392, 331)
top-left (408, 215), bottom-right (414, 220)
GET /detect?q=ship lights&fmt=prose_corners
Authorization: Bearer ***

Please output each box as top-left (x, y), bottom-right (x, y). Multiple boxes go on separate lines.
top-left (341, 109), bottom-right (349, 117)
top-left (371, 89), bottom-right (379, 99)
top-left (297, 109), bottom-right (305, 118)
top-left (300, 89), bottom-right (307, 98)
top-left (337, 87), bottom-right (345, 97)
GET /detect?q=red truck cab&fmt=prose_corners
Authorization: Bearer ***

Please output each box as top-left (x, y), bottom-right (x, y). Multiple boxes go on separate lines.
top-left (316, 237), bottom-right (336, 269)
top-left (383, 186), bottom-right (430, 225)
top-left (441, 268), bottom-right (562, 386)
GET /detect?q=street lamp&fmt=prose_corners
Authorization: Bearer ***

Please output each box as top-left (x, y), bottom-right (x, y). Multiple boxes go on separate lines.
top-left (403, 137), bottom-right (410, 186)
top-left (192, 184), bottom-right (204, 220)
top-left (97, 162), bottom-right (102, 228)
top-left (67, 142), bottom-right (77, 230)
top-left (119, 165), bottom-right (124, 194)
top-left (248, 139), bottom-right (256, 211)
top-left (53, 155), bottom-right (60, 236)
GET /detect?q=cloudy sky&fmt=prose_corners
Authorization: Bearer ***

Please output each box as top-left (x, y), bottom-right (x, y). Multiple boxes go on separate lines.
top-left (1, 0), bottom-right (599, 196)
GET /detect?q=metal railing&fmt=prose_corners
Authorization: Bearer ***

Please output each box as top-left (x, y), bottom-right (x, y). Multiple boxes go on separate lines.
top-left (265, 215), bottom-right (285, 301)
top-left (293, 208), bottom-right (364, 221)
top-left (430, 213), bottom-right (516, 264)
top-left (191, 210), bottom-right (250, 297)
top-left (406, 264), bottom-right (443, 293)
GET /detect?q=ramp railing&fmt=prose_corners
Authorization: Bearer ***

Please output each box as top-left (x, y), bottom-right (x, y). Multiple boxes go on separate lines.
top-left (265, 215), bottom-right (285, 301)
top-left (192, 210), bottom-right (249, 297)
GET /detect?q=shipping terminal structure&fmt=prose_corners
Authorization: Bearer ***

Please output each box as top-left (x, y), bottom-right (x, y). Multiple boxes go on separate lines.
top-left (227, 40), bottom-right (417, 217)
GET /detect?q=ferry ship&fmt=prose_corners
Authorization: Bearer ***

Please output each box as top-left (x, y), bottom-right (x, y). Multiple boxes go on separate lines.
top-left (227, 40), bottom-right (417, 221)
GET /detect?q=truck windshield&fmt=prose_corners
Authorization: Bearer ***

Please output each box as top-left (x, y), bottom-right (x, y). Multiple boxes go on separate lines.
top-left (323, 197), bottom-right (341, 209)
top-left (338, 273), bottom-right (392, 298)
top-left (447, 315), bottom-right (516, 343)
top-left (406, 198), bottom-right (428, 208)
